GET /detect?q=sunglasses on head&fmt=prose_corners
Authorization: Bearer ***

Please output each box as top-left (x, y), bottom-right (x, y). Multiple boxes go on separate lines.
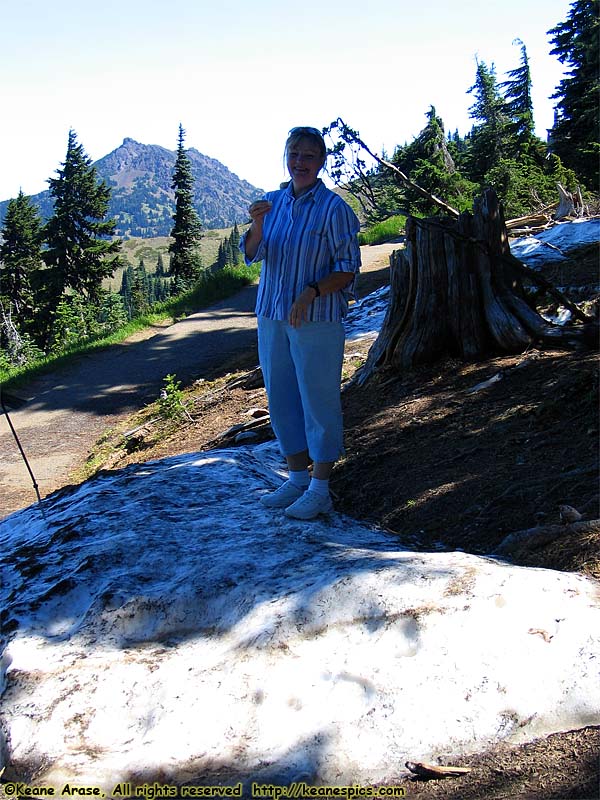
top-left (289, 126), bottom-right (324, 138)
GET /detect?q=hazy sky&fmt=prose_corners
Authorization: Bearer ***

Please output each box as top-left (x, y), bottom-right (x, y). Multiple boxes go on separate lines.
top-left (1, 0), bottom-right (573, 203)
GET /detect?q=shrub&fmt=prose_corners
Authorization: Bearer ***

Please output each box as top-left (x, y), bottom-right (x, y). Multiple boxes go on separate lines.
top-left (158, 373), bottom-right (185, 419)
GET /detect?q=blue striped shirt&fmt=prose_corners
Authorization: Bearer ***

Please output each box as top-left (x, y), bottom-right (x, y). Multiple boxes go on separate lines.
top-left (241, 179), bottom-right (361, 322)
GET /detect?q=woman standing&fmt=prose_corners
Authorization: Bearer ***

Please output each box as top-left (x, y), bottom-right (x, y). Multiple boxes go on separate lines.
top-left (241, 126), bottom-right (361, 520)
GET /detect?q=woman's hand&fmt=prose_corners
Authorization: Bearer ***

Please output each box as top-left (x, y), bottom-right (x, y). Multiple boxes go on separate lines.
top-left (248, 200), bottom-right (272, 224)
top-left (245, 200), bottom-right (272, 260)
top-left (288, 272), bottom-right (354, 328)
top-left (289, 287), bottom-right (317, 328)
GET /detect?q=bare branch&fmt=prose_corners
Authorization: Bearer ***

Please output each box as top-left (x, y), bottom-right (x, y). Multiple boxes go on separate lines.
top-left (325, 118), bottom-right (460, 219)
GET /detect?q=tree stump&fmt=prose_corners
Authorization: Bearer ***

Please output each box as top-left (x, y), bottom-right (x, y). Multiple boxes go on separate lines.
top-left (356, 189), bottom-right (597, 385)
top-left (554, 182), bottom-right (576, 219)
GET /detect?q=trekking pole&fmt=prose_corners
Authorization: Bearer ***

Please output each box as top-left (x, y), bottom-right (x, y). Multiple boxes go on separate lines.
top-left (0, 389), bottom-right (46, 519)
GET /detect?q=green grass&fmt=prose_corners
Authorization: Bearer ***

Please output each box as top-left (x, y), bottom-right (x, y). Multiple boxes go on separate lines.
top-left (358, 216), bottom-right (406, 246)
top-left (163, 262), bottom-right (261, 318)
top-left (106, 228), bottom-right (244, 292)
top-left (0, 262), bottom-right (262, 391)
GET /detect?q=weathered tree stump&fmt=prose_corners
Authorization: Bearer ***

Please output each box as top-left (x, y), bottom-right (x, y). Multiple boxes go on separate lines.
top-left (356, 189), bottom-right (597, 385)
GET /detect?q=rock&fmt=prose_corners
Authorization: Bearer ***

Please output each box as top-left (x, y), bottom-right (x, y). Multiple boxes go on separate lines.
top-left (559, 504), bottom-right (583, 524)
top-left (246, 408), bottom-right (269, 419)
top-left (235, 430), bottom-right (260, 443)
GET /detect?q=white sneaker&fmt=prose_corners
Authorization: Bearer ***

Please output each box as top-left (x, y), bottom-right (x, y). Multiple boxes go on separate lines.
top-left (284, 490), bottom-right (333, 520)
top-left (260, 480), bottom-right (306, 508)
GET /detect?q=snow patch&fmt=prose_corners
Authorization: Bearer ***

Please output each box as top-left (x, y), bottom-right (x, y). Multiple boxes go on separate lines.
top-left (1, 444), bottom-right (599, 789)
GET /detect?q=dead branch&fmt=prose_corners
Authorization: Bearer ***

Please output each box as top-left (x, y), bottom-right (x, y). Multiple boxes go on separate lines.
top-left (327, 118), bottom-right (460, 219)
top-left (406, 761), bottom-right (472, 780)
top-left (507, 223), bottom-right (557, 236)
top-left (0, 300), bottom-right (29, 367)
top-left (225, 367), bottom-right (264, 390)
top-left (122, 418), bottom-right (160, 438)
top-left (507, 184), bottom-right (593, 230)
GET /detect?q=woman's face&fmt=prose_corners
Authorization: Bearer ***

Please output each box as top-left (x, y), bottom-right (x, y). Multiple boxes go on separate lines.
top-left (286, 136), bottom-right (325, 195)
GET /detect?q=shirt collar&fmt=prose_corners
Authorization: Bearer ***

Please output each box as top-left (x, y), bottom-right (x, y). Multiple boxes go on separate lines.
top-left (284, 178), bottom-right (324, 202)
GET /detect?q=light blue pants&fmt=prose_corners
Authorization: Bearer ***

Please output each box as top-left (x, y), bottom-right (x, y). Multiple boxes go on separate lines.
top-left (257, 317), bottom-right (346, 463)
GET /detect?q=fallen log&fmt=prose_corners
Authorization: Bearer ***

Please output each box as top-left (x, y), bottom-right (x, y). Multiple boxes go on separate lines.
top-left (506, 212), bottom-right (554, 230)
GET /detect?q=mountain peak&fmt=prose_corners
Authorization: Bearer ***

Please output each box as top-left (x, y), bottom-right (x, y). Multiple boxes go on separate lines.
top-left (95, 139), bottom-right (263, 235)
top-left (0, 138), bottom-right (263, 238)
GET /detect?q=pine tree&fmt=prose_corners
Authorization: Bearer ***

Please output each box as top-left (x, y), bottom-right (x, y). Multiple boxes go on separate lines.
top-left (226, 237), bottom-right (236, 266)
top-left (500, 39), bottom-right (536, 148)
top-left (130, 261), bottom-right (149, 318)
top-left (159, 278), bottom-right (169, 301)
top-left (476, 39), bottom-right (563, 215)
top-left (228, 223), bottom-right (241, 266)
top-left (168, 124), bottom-right (203, 288)
top-left (0, 190), bottom-right (44, 325)
top-left (48, 294), bottom-right (94, 354)
top-left (548, 0), bottom-right (600, 190)
top-left (392, 107), bottom-right (477, 215)
top-left (216, 241), bottom-right (226, 270)
top-left (466, 60), bottom-right (512, 182)
top-left (119, 264), bottom-right (135, 318)
top-left (43, 130), bottom-right (123, 311)
top-left (97, 291), bottom-right (128, 332)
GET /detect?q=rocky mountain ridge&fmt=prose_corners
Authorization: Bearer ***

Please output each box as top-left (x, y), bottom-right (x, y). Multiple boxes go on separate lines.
top-left (0, 137), bottom-right (263, 238)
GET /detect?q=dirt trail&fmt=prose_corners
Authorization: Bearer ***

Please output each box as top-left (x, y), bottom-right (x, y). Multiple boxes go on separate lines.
top-left (0, 243), bottom-right (398, 519)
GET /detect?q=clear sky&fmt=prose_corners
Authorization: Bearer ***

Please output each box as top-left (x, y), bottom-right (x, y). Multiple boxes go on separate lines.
top-left (0, 0), bottom-right (573, 203)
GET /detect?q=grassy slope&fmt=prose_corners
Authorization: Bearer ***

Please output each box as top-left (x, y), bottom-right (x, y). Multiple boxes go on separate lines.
top-left (105, 227), bottom-right (242, 291)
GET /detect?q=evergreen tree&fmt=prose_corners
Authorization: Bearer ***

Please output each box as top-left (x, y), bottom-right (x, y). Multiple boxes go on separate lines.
top-left (228, 223), bottom-right (241, 266)
top-left (216, 241), bottom-right (227, 270)
top-left (455, 45), bottom-right (582, 215)
top-left (0, 190), bottom-right (44, 326)
top-left (158, 278), bottom-right (169, 301)
top-left (500, 39), bottom-right (536, 148)
top-left (97, 291), bottom-right (128, 331)
top-left (548, 0), bottom-right (600, 189)
top-left (168, 124), bottom-right (203, 287)
top-left (473, 39), bottom-right (568, 215)
top-left (119, 264), bottom-right (135, 318)
top-left (43, 130), bottom-right (123, 311)
top-left (466, 60), bottom-right (512, 181)
top-left (130, 262), bottom-right (149, 318)
top-left (48, 294), bottom-right (94, 354)
top-left (392, 107), bottom-right (477, 214)
top-left (226, 237), bottom-right (236, 265)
